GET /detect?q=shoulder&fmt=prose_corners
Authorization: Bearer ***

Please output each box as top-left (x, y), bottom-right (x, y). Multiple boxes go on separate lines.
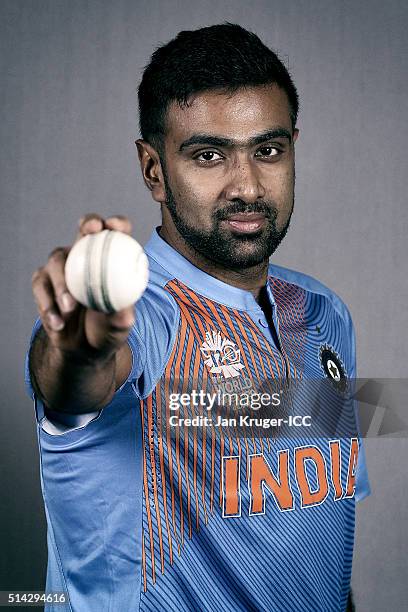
top-left (126, 253), bottom-right (181, 395)
top-left (136, 253), bottom-right (180, 322)
top-left (268, 262), bottom-right (353, 326)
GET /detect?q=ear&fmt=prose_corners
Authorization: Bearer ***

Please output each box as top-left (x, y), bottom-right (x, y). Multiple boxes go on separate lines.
top-left (135, 139), bottom-right (166, 203)
top-left (292, 128), bottom-right (299, 143)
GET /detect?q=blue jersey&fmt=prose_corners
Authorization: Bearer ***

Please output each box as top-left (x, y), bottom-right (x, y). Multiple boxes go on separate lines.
top-left (26, 228), bottom-right (370, 612)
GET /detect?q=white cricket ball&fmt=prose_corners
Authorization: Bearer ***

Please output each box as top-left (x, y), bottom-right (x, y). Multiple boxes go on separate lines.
top-left (65, 230), bottom-right (149, 313)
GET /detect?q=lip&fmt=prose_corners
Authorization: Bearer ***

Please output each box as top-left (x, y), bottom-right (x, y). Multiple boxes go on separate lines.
top-left (223, 213), bottom-right (266, 233)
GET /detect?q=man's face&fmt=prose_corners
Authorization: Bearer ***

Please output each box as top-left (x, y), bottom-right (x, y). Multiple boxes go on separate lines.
top-left (161, 85), bottom-right (298, 269)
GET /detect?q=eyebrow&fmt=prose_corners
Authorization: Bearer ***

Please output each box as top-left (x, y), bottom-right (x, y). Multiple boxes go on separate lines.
top-left (178, 128), bottom-right (293, 152)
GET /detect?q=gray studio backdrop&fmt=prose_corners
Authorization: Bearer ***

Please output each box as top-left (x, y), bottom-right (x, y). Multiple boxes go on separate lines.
top-left (1, 1), bottom-right (407, 610)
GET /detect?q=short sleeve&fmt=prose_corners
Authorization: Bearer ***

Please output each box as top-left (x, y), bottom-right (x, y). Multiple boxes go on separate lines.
top-left (24, 278), bottom-right (179, 433)
top-left (24, 314), bottom-right (146, 433)
top-left (342, 300), bottom-right (371, 503)
top-left (24, 316), bottom-right (146, 401)
top-left (355, 438), bottom-right (371, 502)
top-left (24, 317), bottom-right (42, 400)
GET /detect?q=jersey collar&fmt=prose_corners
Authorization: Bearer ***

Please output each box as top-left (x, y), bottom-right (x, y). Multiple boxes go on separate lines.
top-left (144, 228), bottom-right (276, 312)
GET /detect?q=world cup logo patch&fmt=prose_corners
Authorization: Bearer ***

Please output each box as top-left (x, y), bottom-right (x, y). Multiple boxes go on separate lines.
top-left (200, 330), bottom-right (245, 379)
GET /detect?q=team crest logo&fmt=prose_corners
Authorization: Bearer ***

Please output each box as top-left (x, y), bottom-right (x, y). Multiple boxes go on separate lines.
top-left (200, 331), bottom-right (245, 378)
top-left (319, 344), bottom-right (348, 392)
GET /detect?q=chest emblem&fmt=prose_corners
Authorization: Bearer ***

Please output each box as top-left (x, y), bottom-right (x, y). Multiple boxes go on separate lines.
top-left (319, 344), bottom-right (348, 392)
top-left (200, 330), bottom-right (245, 379)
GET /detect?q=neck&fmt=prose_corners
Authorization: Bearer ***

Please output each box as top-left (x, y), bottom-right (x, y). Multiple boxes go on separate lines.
top-left (159, 225), bottom-right (269, 303)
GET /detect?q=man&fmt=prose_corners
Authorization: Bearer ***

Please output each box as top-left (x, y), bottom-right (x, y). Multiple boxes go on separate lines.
top-left (27, 23), bottom-right (369, 611)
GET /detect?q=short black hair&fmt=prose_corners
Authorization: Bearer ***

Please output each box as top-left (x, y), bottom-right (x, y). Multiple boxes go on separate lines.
top-left (138, 23), bottom-right (299, 153)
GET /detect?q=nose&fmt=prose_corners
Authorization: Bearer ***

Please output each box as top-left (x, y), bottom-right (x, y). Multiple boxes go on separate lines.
top-left (223, 158), bottom-right (266, 203)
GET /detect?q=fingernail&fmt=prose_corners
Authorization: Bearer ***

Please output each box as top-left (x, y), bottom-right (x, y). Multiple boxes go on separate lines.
top-left (48, 312), bottom-right (64, 331)
top-left (61, 292), bottom-right (76, 312)
top-left (86, 218), bottom-right (103, 231)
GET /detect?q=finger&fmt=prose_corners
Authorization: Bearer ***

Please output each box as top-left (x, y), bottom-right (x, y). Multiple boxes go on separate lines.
top-left (105, 215), bottom-right (132, 235)
top-left (107, 306), bottom-right (135, 330)
top-left (46, 247), bottom-right (77, 314)
top-left (85, 306), bottom-right (135, 353)
top-left (75, 213), bottom-right (105, 241)
top-left (32, 268), bottom-right (65, 332)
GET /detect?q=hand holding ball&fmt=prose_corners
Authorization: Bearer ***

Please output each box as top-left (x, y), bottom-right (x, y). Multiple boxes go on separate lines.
top-left (65, 230), bottom-right (149, 313)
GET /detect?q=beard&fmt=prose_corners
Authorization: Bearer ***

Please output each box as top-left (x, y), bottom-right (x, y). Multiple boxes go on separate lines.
top-left (163, 174), bottom-right (293, 270)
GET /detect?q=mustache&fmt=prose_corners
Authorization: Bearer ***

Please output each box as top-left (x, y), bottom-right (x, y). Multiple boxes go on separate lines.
top-left (214, 200), bottom-right (277, 220)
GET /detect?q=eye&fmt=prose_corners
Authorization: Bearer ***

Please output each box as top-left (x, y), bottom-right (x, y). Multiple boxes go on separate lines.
top-left (194, 150), bottom-right (223, 162)
top-left (255, 145), bottom-right (281, 158)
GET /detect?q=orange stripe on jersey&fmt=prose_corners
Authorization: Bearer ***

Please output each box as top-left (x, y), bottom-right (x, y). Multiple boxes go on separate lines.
top-left (147, 395), bottom-right (165, 574)
top-left (140, 401), bottom-right (156, 584)
top-left (181, 327), bottom-right (195, 539)
top-left (156, 381), bottom-right (174, 564)
top-left (168, 282), bottom-right (209, 339)
top-left (162, 305), bottom-right (188, 550)
top-left (295, 446), bottom-right (329, 507)
top-left (199, 362), bottom-right (210, 524)
top-left (196, 386), bottom-right (216, 516)
top-left (179, 283), bottom-right (213, 314)
top-left (219, 425), bottom-right (225, 508)
top-left (191, 387), bottom-right (200, 531)
top-left (191, 345), bottom-right (204, 531)
top-left (231, 310), bottom-right (264, 388)
top-left (164, 334), bottom-right (182, 557)
top-left (171, 317), bottom-right (188, 547)
top-left (210, 415), bottom-right (216, 514)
